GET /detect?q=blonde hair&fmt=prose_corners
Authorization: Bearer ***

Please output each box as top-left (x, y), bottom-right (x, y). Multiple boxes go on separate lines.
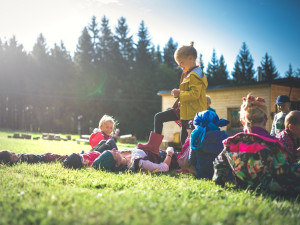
top-left (240, 94), bottom-right (268, 132)
top-left (206, 95), bottom-right (212, 105)
top-left (174, 41), bottom-right (197, 60)
top-left (99, 114), bottom-right (116, 132)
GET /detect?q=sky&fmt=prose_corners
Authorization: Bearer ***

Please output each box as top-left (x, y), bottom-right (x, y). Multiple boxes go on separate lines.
top-left (1, 0), bottom-right (299, 77)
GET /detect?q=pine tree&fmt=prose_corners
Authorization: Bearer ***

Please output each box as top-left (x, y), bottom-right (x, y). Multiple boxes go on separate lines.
top-left (232, 42), bottom-right (255, 84)
top-left (115, 17), bottom-right (135, 63)
top-left (163, 38), bottom-right (178, 68)
top-left (130, 20), bottom-right (159, 136)
top-left (99, 16), bottom-right (116, 63)
top-left (135, 20), bottom-right (152, 64)
top-left (32, 33), bottom-right (49, 61)
top-left (285, 64), bottom-right (294, 77)
top-left (260, 53), bottom-right (278, 81)
top-left (206, 49), bottom-right (218, 85)
top-left (88, 16), bottom-right (100, 63)
top-left (154, 45), bottom-right (162, 64)
top-left (74, 27), bottom-right (93, 67)
top-left (215, 55), bottom-right (228, 85)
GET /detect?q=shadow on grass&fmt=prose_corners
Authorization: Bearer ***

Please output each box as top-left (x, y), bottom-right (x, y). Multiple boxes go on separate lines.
top-left (220, 182), bottom-right (300, 202)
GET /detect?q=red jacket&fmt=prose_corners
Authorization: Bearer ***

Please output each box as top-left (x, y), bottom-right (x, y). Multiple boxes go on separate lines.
top-left (82, 151), bottom-right (101, 167)
top-left (89, 131), bottom-right (111, 148)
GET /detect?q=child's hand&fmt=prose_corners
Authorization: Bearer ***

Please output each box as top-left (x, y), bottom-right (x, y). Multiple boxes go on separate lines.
top-left (171, 88), bottom-right (180, 98)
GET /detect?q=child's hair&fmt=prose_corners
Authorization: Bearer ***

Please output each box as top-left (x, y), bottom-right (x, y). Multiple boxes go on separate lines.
top-left (99, 114), bottom-right (117, 129)
top-left (174, 41), bottom-right (197, 60)
top-left (0, 150), bottom-right (12, 164)
top-left (62, 153), bottom-right (83, 169)
top-left (285, 110), bottom-right (300, 128)
top-left (240, 94), bottom-right (268, 132)
top-left (206, 95), bottom-right (212, 105)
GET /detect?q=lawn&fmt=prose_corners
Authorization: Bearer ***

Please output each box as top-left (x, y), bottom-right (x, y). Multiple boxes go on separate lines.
top-left (0, 131), bottom-right (299, 225)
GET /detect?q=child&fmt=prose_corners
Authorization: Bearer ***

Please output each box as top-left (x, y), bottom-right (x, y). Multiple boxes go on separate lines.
top-left (92, 147), bottom-right (175, 173)
top-left (62, 151), bottom-right (101, 169)
top-left (206, 95), bottom-right (216, 112)
top-left (270, 94), bottom-right (291, 136)
top-left (137, 42), bottom-right (208, 152)
top-left (63, 139), bottom-right (118, 169)
top-left (89, 114), bottom-right (116, 148)
top-left (213, 94), bottom-right (300, 193)
top-left (0, 150), bottom-right (67, 165)
top-left (276, 110), bottom-right (300, 163)
top-left (189, 110), bottom-right (229, 179)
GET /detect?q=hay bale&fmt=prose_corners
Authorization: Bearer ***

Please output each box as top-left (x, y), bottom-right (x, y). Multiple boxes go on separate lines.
top-left (13, 133), bottom-right (21, 139)
top-left (118, 134), bottom-right (137, 144)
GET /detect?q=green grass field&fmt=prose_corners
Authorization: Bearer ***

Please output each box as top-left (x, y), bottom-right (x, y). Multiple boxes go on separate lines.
top-left (0, 131), bottom-right (299, 225)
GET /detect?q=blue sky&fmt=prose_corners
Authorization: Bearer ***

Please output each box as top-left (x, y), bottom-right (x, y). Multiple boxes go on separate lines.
top-left (1, 0), bottom-right (299, 77)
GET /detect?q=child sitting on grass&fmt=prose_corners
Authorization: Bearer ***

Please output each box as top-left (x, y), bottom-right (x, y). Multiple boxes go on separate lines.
top-left (189, 110), bottom-right (229, 179)
top-left (0, 150), bottom-right (68, 165)
top-left (89, 115), bottom-right (117, 148)
top-left (213, 94), bottom-right (300, 193)
top-left (276, 110), bottom-right (300, 163)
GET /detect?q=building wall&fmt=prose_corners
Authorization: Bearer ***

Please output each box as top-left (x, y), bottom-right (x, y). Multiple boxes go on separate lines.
top-left (207, 84), bottom-right (272, 131)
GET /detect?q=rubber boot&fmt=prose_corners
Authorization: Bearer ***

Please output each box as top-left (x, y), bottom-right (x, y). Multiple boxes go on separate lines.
top-left (137, 131), bottom-right (164, 156)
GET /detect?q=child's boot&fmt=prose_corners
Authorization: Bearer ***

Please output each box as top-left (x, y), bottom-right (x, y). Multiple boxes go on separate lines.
top-left (137, 131), bottom-right (164, 155)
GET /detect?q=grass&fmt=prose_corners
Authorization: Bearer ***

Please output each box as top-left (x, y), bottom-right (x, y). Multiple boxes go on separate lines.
top-left (0, 131), bottom-right (299, 225)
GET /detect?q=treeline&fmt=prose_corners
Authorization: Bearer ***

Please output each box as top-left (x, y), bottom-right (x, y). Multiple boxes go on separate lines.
top-left (0, 16), bottom-right (299, 138)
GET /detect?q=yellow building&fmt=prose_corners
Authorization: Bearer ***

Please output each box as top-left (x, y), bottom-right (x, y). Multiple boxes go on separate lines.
top-left (158, 77), bottom-right (300, 143)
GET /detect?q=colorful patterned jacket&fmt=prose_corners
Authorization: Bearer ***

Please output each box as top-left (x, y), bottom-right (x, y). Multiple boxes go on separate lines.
top-left (213, 132), bottom-right (300, 193)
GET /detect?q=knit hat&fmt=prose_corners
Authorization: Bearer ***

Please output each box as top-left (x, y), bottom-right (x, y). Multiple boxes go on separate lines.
top-left (92, 150), bottom-right (115, 171)
top-left (62, 153), bottom-right (83, 169)
top-left (275, 95), bottom-right (290, 105)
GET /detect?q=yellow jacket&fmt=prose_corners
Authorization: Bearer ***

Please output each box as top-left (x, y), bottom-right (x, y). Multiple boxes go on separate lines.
top-left (173, 67), bottom-right (208, 120)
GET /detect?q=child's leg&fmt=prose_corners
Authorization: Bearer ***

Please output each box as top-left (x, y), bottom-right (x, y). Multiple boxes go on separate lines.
top-left (18, 153), bottom-right (44, 164)
top-left (180, 123), bottom-right (188, 146)
top-left (92, 139), bottom-right (117, 153)
top-left (154, 109), bottom-right (178, 134)
top-left (195, 152), bottom-right (216, 179)
top-left (106, 139), bottom-right (118, 150)
top-left (43, 153), bottom-right (68, 163)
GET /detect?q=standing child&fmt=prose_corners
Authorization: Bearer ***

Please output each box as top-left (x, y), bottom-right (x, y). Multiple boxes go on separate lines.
top-left (137, 42), bottom-right (208, 152)
top-left (270, 94), bottom-right (291, 136)
top-left (89, 115), bottom-right (116, 148)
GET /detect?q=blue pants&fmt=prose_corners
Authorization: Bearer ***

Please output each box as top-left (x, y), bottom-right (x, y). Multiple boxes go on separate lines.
top-left (195, 151), bottom-right (217, 179)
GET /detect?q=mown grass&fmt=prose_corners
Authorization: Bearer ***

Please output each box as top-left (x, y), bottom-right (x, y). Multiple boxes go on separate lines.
top-left (0, 131), bottom-right (299, 225)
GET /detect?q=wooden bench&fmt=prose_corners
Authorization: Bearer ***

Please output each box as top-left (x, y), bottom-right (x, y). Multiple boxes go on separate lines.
top-left (75, 134), bottom-right (90, 144)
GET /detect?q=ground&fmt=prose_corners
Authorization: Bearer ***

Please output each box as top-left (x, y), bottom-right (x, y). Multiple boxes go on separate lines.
top-left (0, 131), bottom-right (299, 225)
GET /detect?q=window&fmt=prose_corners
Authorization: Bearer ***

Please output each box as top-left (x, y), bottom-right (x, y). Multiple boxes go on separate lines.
top-left (227, 108), bottom-right (242, 129)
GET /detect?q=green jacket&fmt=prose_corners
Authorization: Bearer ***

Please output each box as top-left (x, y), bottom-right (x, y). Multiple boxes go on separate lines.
top-left (173, 67), bottom-right (208, 120)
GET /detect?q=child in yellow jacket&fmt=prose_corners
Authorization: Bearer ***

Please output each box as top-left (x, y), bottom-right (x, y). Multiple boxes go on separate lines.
top-left (138, 42), bottom-right (207, 151)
